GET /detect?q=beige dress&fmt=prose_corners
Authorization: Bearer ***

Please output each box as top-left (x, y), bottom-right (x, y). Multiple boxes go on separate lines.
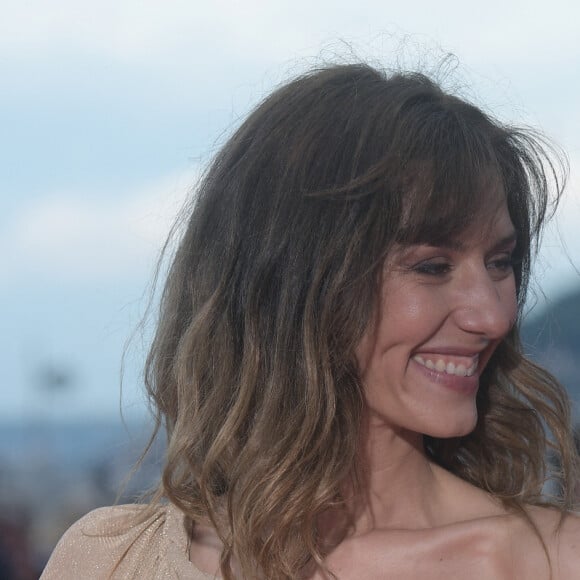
top-left (40, 503), bottom-right (214, 579)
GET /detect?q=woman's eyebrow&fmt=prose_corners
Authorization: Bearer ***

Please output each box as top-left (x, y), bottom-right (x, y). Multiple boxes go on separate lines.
top-left (490, 231), bottom-right (518, 251)
top-left (432, 230), bottom-right (517, 252)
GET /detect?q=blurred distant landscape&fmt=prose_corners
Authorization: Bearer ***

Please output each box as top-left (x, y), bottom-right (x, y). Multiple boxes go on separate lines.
top-left (1, 287), bottom-right (579, 579)
top-left (0, 419), bottom-right (164, 578)
top-left (521, 288), bottom-right (580, 416)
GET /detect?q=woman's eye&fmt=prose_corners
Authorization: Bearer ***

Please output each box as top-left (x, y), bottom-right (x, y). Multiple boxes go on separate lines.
top-left (487, 254), bottom-right (515, 273)
top-left (413, 261), bottom-right (452, 276)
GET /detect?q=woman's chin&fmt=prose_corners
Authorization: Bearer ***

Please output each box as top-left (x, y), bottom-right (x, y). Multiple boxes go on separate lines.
top-left (425, 413), bottom-right (478, 439)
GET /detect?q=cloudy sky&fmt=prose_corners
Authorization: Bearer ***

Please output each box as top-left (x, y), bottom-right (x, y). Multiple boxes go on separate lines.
top-left (2, 0), bottom-right (579, 421)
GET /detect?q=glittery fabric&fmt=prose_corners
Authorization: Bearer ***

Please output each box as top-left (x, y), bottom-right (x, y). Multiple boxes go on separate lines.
top-left (40, 503), bottom-right (214, 579)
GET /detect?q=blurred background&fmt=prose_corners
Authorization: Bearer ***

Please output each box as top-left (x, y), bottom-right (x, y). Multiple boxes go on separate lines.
top-left (1, 1), bottom-right (579, 577)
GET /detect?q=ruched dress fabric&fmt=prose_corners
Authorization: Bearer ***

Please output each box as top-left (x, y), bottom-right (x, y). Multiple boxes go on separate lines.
top-left (41, 503), bottom-right (214, 579)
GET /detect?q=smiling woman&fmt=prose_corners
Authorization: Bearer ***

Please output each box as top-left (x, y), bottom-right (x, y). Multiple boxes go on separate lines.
top-left (41, 63), bottom-right (580, 579)
top-left (357, 202), bottom-right (518, 440)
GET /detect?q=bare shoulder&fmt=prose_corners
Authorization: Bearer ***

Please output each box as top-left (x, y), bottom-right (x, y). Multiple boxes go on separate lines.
top-left (525, 505), bottom-right (580, 580)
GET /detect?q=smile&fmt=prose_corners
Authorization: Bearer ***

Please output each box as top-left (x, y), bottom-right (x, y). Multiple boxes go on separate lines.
top-left (412, 354), bottom-right (479, 377)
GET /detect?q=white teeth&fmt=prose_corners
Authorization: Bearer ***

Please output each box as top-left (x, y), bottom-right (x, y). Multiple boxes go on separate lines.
top-left (412, 355), bottom-right (478, 377)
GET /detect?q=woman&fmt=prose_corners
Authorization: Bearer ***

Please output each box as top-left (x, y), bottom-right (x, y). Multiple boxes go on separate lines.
top-left (42, 63), bottom-right (580, 579)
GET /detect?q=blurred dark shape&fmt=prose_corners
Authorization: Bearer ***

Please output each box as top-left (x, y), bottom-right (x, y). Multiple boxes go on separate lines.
top-left (0, 516), bottom-right (39, 580)
top-left (35, 363), bottom-right (75, 392)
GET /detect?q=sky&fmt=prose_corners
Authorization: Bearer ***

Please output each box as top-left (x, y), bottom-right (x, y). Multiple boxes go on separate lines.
top-left (2, 0), bottom-right (580, 422)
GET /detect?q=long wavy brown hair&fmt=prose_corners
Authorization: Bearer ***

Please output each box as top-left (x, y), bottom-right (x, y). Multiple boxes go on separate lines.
top-left (142, 63), bottom-right (579, 578)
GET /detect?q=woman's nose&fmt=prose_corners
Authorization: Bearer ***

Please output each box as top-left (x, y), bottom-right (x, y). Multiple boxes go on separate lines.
top-left (452, 270), bottom-right (516, 339)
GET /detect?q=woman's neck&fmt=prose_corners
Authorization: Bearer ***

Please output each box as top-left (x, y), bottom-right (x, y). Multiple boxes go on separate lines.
top-left (330, 414), bottom-right (500, 537)
top-left (349, 419), bottom-right (443, 533)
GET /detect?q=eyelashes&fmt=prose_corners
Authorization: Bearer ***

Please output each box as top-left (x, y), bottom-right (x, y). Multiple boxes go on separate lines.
top-left (487, 256), bottom-right (517, 273)
top-left (411, 254), bottom-right (517, 278)
top-left (412, 261), bottom-right (453, 276)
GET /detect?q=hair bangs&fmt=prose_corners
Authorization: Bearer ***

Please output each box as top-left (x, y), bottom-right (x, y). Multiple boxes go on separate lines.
top-left (399, 166), bottom-right (508, 245)
top-left (396, 104), bottom-right (505, 245)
